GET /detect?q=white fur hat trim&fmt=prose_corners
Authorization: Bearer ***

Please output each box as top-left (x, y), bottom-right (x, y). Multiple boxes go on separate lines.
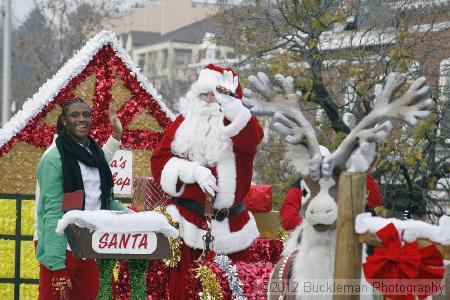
top-left (190, 68), bottom-right (221, 95)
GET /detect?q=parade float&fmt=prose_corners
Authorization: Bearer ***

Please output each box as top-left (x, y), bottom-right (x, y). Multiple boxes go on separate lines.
top-left (48, 71), bottom-right (450, 299)
top-left (0, 29), bottom-right (449, 300)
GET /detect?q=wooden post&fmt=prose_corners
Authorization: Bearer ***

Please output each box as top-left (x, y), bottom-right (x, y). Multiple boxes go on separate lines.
top-left (333, 172), bottom-right (366, 300)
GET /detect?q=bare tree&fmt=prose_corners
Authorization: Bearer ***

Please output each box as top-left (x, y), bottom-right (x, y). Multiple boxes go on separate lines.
top-left (12, 0), bottom-right (122, 109)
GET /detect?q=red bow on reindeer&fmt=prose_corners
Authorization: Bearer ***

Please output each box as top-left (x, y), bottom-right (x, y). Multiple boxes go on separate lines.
top-left (363, 223), bottom-right (445, 300)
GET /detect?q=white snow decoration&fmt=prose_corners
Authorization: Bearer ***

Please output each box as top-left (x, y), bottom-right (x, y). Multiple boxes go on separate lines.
top-left (56, 210), bottom-right (179, 238)
top-left (355, 212), bottom-right (450, 246)
top-left (0, 30), bottom-right (175, 148)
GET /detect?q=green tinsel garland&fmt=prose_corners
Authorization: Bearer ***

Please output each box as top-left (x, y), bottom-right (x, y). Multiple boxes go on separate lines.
top-left (97, 259), bottom-right (117, 300)
top-left (128, 259), bottom-right (149, 300)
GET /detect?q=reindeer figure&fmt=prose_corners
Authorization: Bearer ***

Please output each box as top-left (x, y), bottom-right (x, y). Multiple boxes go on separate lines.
top-left (243, 72), bottom-right (433, 299)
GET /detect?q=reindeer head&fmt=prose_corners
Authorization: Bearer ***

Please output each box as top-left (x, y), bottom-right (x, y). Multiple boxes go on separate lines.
top-left (244, 72), bottom-right (433, 232)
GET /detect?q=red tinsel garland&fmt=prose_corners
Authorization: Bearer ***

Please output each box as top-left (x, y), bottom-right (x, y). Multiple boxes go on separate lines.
top-left (185, 260), bottom-right (275, 299)
top-left (183, 243), bottom-right (278, 300)
top-left (235, 261), bottom-right (275, 299)
top-left (113, 238), bottom-right (282, 299)
top-left (146, 260), bottom-right (169, 299)
top-left (113, 260), bottom-right (131, 300)
top-left (247, 238), bottom-right (283, 264)
top-left (0, 45), bottom-right (172, 155)
top-left (184, 260), bottom-right (233, 299)
top-left (113, 259), bottom-right (170, 300)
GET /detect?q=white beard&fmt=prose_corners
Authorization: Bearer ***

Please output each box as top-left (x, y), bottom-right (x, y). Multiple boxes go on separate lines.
top-left (171, 96), bottom-right (233, 167)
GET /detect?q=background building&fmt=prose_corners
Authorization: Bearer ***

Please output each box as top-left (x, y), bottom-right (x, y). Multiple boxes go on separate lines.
top-left (105, 0), bottom-right (238, 110)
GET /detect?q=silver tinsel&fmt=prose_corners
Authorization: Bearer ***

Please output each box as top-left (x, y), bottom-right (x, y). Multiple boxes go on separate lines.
top-left (214, 255), bottom-right (247, 300)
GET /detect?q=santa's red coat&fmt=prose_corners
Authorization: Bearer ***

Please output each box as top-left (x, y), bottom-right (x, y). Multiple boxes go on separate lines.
top-left (280, 173), bottom-right (383, 231)
top-left (151, 114), bottom-right (264, 254)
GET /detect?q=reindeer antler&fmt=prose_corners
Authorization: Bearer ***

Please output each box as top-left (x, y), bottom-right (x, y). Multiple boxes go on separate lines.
top-left (245, 72), bottom-right (323, 180)
top-left (322, 73), bottom-right (433, 178)
top-left (243, 72), bottom-right (299, 115)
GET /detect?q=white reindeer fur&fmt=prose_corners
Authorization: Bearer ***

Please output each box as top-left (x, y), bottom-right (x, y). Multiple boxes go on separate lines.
top-left (292, 222), bottom-right (336, 300)
top-left (291, 178), bottom-right (337, 299)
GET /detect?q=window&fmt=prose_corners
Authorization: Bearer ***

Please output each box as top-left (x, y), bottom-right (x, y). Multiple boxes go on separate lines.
top-left (144, 52), bottom-right (157, 75)
top-left (343, 78), bottom-right (357, 128)
top-left (162, 49), bottom-right (169, 69)
top-left (438, 58), bottom-right (450, 137)
top-left (316, 108), bottom-right (325, 129)
top-left (439, 59), bottom-right (450, 103)
top-left (198, 49), bottom-right (206, 62)
top-left (137, 54), bottom-right (145, 69)
top-left (227, 52), bottom-right (236, 59)
top-left (174, 49), bottom-right (192, 66)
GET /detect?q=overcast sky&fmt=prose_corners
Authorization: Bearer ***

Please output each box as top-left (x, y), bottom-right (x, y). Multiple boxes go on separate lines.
top-left (1, 0), bottom-right (148, 26)
top-left (1, 0), bottom-right (34, 25)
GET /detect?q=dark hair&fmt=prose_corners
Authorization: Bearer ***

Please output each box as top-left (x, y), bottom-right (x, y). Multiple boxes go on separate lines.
top-left (61, 98), bottom-right (88, 116)
top-left (56, 114), bottom-right (65, 134)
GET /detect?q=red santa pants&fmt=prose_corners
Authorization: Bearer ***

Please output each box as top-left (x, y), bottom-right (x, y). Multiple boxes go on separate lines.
top-left (38, 250), bottom-right (99, 300)
top-left (168, 243), bottom-right (251, 299)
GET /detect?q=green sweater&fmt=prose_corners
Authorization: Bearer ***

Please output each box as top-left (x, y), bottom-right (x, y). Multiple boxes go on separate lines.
top-left (36, 146), bottom-right (124, 270)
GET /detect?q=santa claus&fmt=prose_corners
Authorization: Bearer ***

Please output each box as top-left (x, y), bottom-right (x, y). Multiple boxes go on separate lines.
top-left (151, 64), bottom-right (263, 298)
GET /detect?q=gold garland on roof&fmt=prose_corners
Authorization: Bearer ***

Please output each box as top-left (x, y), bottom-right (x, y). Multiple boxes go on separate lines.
top-left (196, 265), bottom-right (224, 300)
top-left (152, 206), bottom-right (182, 268)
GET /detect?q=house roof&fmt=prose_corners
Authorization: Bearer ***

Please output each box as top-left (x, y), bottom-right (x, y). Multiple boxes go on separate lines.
top-left (128, 30), bottom-right (161, 46)
top-left (146, 17), bottom-right (216, 46)
top-left (0, 30), bottom-right (175, 150)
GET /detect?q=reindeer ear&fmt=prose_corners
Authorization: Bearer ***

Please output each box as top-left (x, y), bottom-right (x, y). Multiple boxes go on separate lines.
top-left (285, 143), bottom-right (310, 174)
top-left (300, 179), bottom-right (311, 206)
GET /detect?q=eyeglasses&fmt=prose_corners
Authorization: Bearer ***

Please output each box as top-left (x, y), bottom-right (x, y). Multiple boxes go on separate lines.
top-left (199, 91), bottom-right (216, 103)
top-left (199, 91), bottom-right (215, 98)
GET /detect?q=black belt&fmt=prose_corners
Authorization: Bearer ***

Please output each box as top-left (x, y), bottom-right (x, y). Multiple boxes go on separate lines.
top-left (172, 197), bottom-right (245, 222)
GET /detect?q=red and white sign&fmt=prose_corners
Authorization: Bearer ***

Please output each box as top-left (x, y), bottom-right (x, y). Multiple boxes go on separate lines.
top-left (92, 231), bottom-right (157, 254)
top-left (109, 150), bottom-right (133, 194)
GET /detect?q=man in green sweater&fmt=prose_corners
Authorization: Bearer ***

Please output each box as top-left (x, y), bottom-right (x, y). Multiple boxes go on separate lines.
top-left (36, 98), bottom-right (124, 300)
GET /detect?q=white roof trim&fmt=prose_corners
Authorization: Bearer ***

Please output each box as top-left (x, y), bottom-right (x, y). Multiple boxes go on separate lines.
top-left (0, 30), bottom-right (175, 148)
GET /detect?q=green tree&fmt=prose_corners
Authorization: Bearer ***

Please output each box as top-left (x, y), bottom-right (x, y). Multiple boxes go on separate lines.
top-left (215, 0), bottom-right (450, 219)
top-left (253, 117), bottom-right (298, 209)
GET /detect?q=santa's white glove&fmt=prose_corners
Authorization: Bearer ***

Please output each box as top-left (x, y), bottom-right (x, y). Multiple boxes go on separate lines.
top-left (214, 70), bottom-right (248, 121)
top-left (193, 166), bottom-right (219, 196)
top-left (214, 70), bottom-right (238, 105)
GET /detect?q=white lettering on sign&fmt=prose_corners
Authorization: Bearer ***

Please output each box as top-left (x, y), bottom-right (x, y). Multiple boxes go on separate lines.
top-left (109, 150), bottom-right (132, 194)
top-left (92, 231), bottom-right (157, 254)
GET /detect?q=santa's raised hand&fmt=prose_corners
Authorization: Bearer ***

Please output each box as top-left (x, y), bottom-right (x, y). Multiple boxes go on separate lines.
top-left (106, 107), bottom-right (122, 141)
top-left (214, 70), bottom-right (239, 105)
top-left (214, 70), bottom-right (249, 122)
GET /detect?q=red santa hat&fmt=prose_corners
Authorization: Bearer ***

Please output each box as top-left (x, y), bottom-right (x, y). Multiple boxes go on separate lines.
top-left (190, 64), bottom-right (243, 100)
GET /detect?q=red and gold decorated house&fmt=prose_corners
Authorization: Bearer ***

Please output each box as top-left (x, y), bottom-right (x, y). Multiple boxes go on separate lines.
top-left (0, 30), bottom-right (174, 299)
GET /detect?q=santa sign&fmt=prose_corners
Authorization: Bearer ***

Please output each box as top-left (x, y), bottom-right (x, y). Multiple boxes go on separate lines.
top-left (109, 150), bottom-right (133, 194)
top-left (92, 231), bottom-right (157, 254)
